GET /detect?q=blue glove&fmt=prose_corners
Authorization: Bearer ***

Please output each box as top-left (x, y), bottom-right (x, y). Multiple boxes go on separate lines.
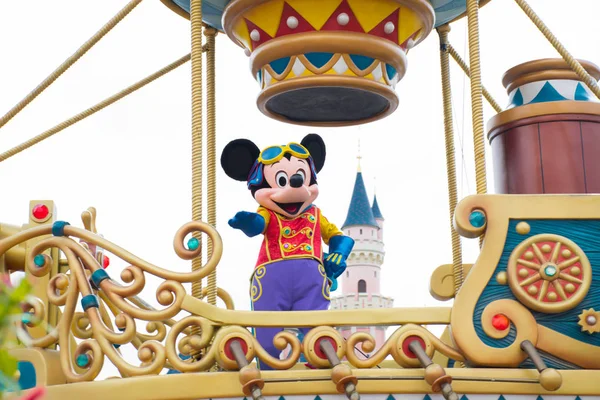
top-left (326, 275), bottom-right (339, 292)
top-left (323, 235), bottom-right (355, 289)
top-left (228, 211), bottom-right (265, 237)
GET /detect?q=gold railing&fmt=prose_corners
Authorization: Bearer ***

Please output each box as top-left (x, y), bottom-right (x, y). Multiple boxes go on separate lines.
top-left (0, 218), bottom-right (462, 383)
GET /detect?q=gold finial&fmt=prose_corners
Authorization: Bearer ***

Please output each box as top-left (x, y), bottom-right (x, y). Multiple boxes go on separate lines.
top-left (357, 138), bottom-right (362, 172)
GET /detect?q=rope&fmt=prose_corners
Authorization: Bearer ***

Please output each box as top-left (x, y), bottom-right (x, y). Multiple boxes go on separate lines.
top-left (190, 0), bottom-right (204, 301)
top-left (514, 0), bottom-right (600, 100)
top-left (0, 54), bottom-right (190, 163)
top-left (0, 0), bottom-right (143, 131)
top-left (437, 25), bottom-right (463, 294)
top-left (447, 44), bottom-right (503, 114)
top-left (466, 0), bottom-right (487, 196)
top-left (205, 27), bottom-right (218, 307)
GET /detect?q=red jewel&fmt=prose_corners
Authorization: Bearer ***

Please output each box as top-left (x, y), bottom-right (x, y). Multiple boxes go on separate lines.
top-left (32, 204), bottom-right (49, 219)
top-left (492, 314), bottom-right (510, 331)
top-left (103, 255), bottom-right (110, 269)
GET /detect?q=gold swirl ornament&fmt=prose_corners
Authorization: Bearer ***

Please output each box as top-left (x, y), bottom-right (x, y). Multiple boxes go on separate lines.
top-left (250, 265), bottom-right (266, 302)
top-left (214, 326), bottom-right (301, 371)
top-left (507, 234), bottom-right (591, 313)
top-left (345, 324), bottom-right (461, 369)
top-left (302, 326), bottom-right (346, 368)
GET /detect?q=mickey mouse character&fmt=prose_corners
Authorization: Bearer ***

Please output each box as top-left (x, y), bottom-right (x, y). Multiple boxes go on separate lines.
top-left (221, 134), bottom-right (354, 368)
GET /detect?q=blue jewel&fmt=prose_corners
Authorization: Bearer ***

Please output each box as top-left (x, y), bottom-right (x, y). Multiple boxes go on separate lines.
top-left (76, 354), bottom-right (90, 368)
top-left (469, 210), bottom-right (486, 228)
top-left (187, 237), bottom-right (199, 251)
top-left (34, 254), bottom-right (45, 267)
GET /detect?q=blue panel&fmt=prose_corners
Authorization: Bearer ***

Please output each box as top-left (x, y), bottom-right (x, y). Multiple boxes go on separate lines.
top-left (530, 81), bottom-right (568, 104)
top-left (349, 55), bottom-right (375, 71)
top-left (269, 57), bottom-right (291, 75)
top-left (430, 0), bottom-right (468, 27)
top-left (304, 53), bottom-right (334, 69)
top-left (575, 83), bottom-right (593, 101)
top-left (18, 361), bottom-right (36, 391)
top-left (473, 219), bottom-right (600, 369)
top-left (385, 64), bottom-right (397, 80)
top-left (256, 69), bottom-right (262, 84)
top-left (509, 88), bottom-right (524, 108)
top-left (171, 0), bottom-right (231, 31)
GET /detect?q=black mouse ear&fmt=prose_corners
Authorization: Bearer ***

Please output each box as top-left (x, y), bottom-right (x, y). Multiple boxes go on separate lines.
top-left (301, 133), bottom-right (326, 173)
top-left (221, 139), bottom-right (260, 181)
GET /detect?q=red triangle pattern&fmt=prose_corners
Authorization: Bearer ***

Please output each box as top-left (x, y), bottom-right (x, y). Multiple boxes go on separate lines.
top-left (245, 18), bottom-right (273, 50)
top-left (276, 2), bottom-right (316, 37)
top-left (400, 29), bottom-right (421, 51)
top-left (368, 8), bottom-right (400, 45)
top-left (320, 0), bottom-right (364, 33)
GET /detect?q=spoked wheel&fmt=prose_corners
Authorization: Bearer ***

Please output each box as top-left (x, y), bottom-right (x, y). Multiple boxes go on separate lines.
top-left (507, 234), bottom-right (591, 313)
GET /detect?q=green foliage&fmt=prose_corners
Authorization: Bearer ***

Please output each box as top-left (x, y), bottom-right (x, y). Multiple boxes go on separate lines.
top-left (0, 275), bottom-right (32, 394)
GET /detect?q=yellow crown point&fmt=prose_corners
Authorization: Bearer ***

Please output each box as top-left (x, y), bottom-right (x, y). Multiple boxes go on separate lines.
top-left (244, 0), bottom-right (285, 37)
top-left (286, 0), bottom-right (343, 30)
top-left (347, 0), bottom-right (399, 32)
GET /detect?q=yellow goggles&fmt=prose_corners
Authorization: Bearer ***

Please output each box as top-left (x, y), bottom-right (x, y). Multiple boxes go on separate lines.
top-left (257, 142), bottom-right (310, 165)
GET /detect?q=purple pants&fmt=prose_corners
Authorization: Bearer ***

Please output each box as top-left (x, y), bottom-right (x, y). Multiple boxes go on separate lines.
top-left (250, 258), bottom-right (330, 370)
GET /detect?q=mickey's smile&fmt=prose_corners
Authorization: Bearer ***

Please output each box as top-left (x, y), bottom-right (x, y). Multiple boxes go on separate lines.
top-left (274, 201), bottom-right (304, 215)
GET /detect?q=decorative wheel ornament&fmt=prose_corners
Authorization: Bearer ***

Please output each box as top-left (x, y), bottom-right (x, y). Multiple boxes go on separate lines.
top-left (507, 234), bottom-right (591, 313)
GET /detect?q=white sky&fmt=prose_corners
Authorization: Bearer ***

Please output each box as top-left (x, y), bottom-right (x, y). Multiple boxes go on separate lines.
top-left (1, 0), bottom-right (599, 378)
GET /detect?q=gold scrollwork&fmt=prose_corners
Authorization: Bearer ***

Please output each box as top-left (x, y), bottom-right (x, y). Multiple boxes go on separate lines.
top-left (346, 324), bottom-right (464, 369)
top-left (250, 265), bottom-right (266, 302)
top-left (479, 299), bottom-right (538, 365)
top-left (282, 226), bottom-right (313, 239)
top-left (211, 326), bottom-right (301, 371)
top-left (0, 219), bottom-right (226, 382)
top-left (200, 287), bottom-right (235, 310)
top-left (318, 264), bottom-right (330, 301)
top-left (165, 316), bottom-right (216, 373)
top-left (302, 327), bottom-right (345, 368)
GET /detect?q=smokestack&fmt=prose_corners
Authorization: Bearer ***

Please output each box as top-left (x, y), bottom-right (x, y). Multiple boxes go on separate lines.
top-left (487, 58), bottom-right (600, 194)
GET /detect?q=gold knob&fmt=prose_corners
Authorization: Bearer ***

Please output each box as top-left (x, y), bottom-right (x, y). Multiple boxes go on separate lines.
top-left (540, 368), bottom-right (562, 391)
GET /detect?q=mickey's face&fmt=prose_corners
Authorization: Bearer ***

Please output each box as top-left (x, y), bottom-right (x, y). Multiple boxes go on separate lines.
top-left (221, 133), bottom-right (327, 218)
top-left (255, 155), bottom-right (319, 218)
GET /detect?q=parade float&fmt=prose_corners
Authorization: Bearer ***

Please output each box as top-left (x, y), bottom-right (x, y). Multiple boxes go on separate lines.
top-left (1, 0), bottom-right (600, 399)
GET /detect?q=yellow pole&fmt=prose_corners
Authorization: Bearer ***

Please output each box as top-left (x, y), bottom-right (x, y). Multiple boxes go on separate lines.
top-left (0, 0), bottom-right (143, 130)
top-left (466, 0), bottom-right (487, 196)
top-left (0, 55), bottom-right (191, 163)
top-left (190, 0), bottom-right (204, 300)
top-left (205, 26), bottom-right (218, 306)
top-left (514, 0), bottom-right (600, 100)
top-left (437, 25), bottom-right (463, 294)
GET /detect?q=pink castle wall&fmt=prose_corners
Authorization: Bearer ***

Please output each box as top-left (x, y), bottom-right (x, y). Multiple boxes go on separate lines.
top-left (341, 227), bottom-right (381, 298)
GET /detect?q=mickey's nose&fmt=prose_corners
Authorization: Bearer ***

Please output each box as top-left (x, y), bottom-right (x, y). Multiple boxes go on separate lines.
top-left (290, 173), bottom-right (304, 188)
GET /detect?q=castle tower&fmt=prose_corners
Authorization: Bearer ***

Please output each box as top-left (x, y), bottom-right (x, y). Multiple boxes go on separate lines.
top-left (330, 164), bottom-right (394, 359)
